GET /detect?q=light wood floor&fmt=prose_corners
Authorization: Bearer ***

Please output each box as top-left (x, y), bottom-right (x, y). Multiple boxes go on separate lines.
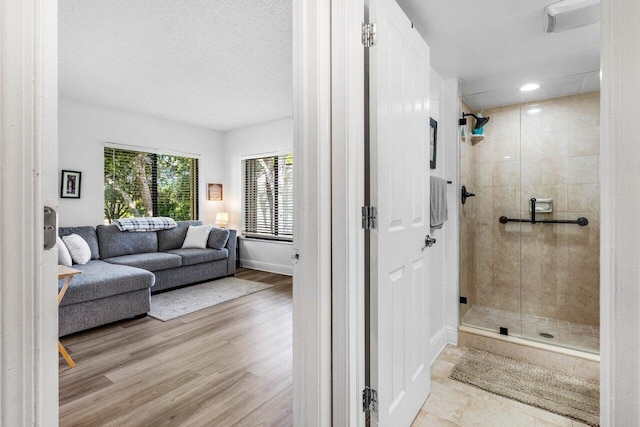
top-left (59, 268), bottom-right (293, 426)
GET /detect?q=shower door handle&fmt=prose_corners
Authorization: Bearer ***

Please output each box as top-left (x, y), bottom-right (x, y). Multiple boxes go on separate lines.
top-left (422, 234), bottom-right (436, 250)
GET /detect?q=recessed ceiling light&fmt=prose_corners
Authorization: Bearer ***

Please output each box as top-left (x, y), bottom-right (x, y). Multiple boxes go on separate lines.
top-left (520, 83), bottom-right (540, 92)
top-left (528, 108), bottom-right (541, 114)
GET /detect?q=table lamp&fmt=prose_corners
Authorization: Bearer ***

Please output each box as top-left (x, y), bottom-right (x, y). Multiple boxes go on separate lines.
top-left (215, 212), bottom-right (229, 228)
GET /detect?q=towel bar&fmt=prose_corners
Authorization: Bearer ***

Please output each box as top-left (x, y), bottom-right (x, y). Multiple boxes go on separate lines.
top-left (499, 198), bottom-right (589, 226)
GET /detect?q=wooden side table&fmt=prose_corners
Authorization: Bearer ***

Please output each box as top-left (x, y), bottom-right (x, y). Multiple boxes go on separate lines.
top-left (58, 265), bottom-right (82, 368)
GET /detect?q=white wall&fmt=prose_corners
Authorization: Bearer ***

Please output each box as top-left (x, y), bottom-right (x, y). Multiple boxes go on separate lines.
top-left (428, 69), bottom-right (460, 363)
top-left (58, 98), bottom-right (225, 227)
top-left (223, 117), bottom-right (294, 275)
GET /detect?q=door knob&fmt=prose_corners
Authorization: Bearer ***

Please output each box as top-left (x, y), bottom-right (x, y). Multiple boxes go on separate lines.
top-left (422, 234), bottom-right (436, 250)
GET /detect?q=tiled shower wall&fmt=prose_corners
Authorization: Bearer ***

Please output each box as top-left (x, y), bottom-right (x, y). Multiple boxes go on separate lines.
top-left (463, 92), bottom-right (600, 327)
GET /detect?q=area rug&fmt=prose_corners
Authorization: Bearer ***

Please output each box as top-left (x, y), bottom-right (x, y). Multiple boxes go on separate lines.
top-left (148, 277), bottom-right (273, 321)
top-left (449, 348), bottom-right (599, 426)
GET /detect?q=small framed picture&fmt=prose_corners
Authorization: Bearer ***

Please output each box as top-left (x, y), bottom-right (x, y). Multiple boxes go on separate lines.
top-left (60, 170), bottom-right (82, 199)
top-left (430, 117), bottom-right (438, 169)
top-left (207, 183), bottom-right (223, 201)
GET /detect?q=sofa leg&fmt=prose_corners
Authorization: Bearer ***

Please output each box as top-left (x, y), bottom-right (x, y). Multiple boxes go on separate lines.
top-left (132, 313), bottom-right (147, 320)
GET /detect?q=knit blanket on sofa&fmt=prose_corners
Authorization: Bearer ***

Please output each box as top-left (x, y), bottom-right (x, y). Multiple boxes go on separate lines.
top-left (114, 217), bottom-right (177, 232)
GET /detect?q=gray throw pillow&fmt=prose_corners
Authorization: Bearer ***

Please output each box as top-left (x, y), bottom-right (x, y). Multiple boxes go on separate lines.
top-left (207, 227), bottom-right (231, 249)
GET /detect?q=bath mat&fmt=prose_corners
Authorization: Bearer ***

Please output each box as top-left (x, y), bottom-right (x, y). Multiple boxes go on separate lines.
top-left (148, 277), bottom-right (273, 321)
top-left (449, 348), bottom-right (599, 426)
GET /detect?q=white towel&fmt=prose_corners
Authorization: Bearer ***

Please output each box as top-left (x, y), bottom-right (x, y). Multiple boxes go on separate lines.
top-left (430, 176), bottom-right (448, 229)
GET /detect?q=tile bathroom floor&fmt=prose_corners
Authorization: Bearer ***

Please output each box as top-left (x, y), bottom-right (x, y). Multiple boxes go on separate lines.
top-left (461, 305), bottom-right (599, 354)
top-left (412, 345), bottom-right (593, 427)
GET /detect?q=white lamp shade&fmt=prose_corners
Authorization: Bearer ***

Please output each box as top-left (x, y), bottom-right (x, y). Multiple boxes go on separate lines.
top-left (215, 212), bottom-right (229, 223)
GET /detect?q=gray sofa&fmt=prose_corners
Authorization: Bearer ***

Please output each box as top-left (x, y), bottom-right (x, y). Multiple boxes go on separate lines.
top-left (58, 220), bottom-right (237, 337)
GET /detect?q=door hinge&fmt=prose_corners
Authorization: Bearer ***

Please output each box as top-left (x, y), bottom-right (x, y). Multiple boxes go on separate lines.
top-left (361, 206), bottom-right (377, 229)
top-left (362, 386), bottom-right (378, 413)
top-left (362, 22), bottom-right (377, 47)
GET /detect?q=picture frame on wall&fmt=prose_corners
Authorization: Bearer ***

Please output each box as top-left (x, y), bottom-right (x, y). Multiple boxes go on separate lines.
top-left (430, 117), bottom-right (438, 169)
top-left (60, 170), bottom-right (82, 199)
top-left (207, 183), bottom-right (223, 201)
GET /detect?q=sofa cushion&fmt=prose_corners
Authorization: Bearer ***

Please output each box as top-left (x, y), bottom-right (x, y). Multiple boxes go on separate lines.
top-left (62, 234), bottom-right (92, 265)
top-left (58, 260), bottom-right (155, 306)
top-left (166, 248), bottom-right (228, 266)
top-left (182, 225), bottom-right (213, 249)
top-left (157, 220), bottom-right (203, 251)
top-left (103, 252), bottom-right (182, 272)
top-left (59, 226), bottom-right (100, 259)
top-left (57, 236), bottom-right (72, 267)
top-left (96, 224), bottom-right (158, 258)
top-left (207, 227), bottom-right (231, 250)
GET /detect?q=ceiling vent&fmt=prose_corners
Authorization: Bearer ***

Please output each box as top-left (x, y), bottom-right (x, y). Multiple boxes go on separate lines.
top-left (545, 0), bottom-right (600, 33)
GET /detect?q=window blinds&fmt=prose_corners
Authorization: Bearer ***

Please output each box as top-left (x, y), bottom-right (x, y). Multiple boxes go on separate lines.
top-left (243, 154), bottom-right (293, 239)
top-left (104, 147), bottom-right (198, 223)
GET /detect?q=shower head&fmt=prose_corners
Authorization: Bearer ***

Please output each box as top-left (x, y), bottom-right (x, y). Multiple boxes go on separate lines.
top-left (475, 116), bottom-right (490, 129)
top-left (460, 113), bottom-right (491, 130)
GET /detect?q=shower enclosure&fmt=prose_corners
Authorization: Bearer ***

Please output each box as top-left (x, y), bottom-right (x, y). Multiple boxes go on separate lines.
top-left (459, 72), bottom-right (600, 354)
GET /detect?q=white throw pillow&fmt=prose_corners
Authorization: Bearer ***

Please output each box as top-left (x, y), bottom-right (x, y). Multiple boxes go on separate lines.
top-left (182, 225), bottom-right (213, 249)
top-left (57, 236), bottom-right (72, 267)
top-left (62, 233), bottom-right (91, 265)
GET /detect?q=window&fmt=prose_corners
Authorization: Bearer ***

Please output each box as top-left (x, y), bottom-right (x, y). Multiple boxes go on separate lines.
top-left (243, 154), bottom-right (293, 240)
top-left (104, 147), bottom-right (199, 223)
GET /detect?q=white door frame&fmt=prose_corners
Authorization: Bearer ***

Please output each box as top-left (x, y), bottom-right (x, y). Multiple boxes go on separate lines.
top-left (0, 0), bottom-right (59, 424)
top-left (599, 0), bottom-right (640, 425)
top-left (330, 0), bottom-right (367, 425)
top-left (292, 0), bottom-right (333, 425)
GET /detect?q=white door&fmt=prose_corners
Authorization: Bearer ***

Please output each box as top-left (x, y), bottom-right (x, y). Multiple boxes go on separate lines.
top-left (368, 0), bottom-right (431, 425)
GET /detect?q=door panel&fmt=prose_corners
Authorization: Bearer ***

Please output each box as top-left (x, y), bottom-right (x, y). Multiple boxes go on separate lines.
top-left (369, 0), bottom-right (431, 425)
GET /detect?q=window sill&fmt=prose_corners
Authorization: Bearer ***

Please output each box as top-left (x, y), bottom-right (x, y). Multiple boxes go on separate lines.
top-left (239, 235), bottom-right (293, 245)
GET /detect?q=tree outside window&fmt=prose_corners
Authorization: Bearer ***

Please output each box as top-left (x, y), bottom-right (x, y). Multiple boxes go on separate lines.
top-left (104, 147), bottom-right (198, 223)
top-left (243, 154), bottom-right (293, 240)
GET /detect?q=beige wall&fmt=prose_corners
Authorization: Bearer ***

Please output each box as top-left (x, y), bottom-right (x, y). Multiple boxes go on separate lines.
top-left (465, 92), bottom-right (600, 326)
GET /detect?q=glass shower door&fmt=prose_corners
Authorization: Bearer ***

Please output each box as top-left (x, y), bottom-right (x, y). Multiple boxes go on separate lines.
top-left (458, 89), bottom-right (524, 339)
top-left (517, 78), bottom-right (600, 354)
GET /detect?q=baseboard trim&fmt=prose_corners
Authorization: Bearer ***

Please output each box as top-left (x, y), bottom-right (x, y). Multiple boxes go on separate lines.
top-left (239, 259), bottom-right (293, 276)
top-left (430, 326), bottom-right (458, 365)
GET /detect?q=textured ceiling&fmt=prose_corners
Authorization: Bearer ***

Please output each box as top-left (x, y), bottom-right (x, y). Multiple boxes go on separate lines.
top-left (59, 0), bottom-right (292, 131)
top-left (397, 0), bottom-right (600, 109)
top-left (61, 1), bottom-right (599, 123)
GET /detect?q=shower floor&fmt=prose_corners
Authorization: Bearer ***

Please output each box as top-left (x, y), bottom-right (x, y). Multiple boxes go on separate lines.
top-left (462, 305), bottom-right (599, 354)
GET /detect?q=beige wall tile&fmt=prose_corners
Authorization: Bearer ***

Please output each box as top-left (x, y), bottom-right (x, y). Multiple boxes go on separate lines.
top-left (493, 161), bottom-right (520, 186)
top-left (567, 184), bottom-right (599, 212)
top-left (540, 128), bottom-right (568, 159)
top-left (492, 133), bottom-right (520, 162)
top-left (475, 162), bottom-right (493, 187)
top-left (568, 127), bottom-right (600, 156)
top-left (492, 186), bottom-right (519, 212)
top-left (566, 156), bottom-right (598, 184)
